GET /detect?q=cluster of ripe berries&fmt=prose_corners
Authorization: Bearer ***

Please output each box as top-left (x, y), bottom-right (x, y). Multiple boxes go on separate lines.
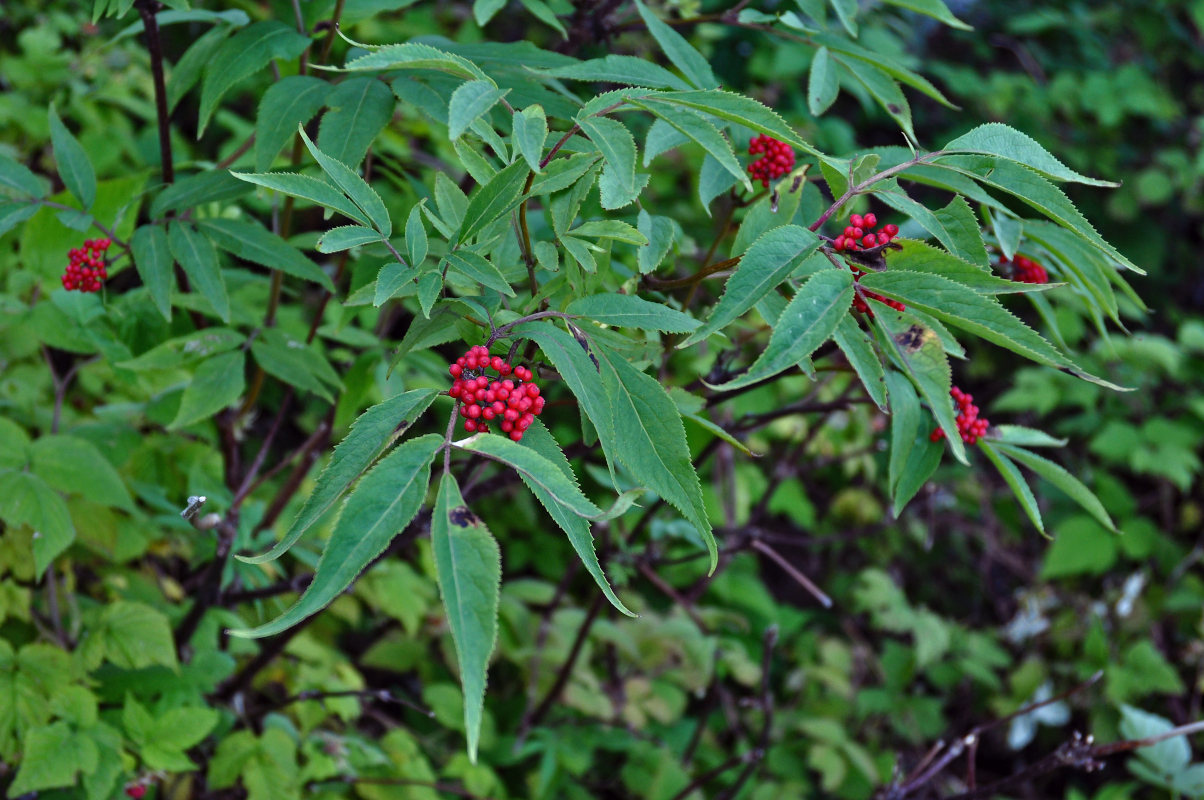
top-left (833, 214), bottom-right (907, 316)
top-left (448, 345), bottom-right (545, 442)
top-left (61, 238), bottom-right (112, 292)
top-left (931, 386), bottom-right (990, 445)
top-left (747, 134), bottom-right (796, 188)
top-left (998, 253), bottom-right (1049, 284)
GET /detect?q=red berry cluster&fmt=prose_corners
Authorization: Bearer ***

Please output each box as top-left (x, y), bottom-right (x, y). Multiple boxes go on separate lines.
top-left (931, 386), bottom-right (990, 445)
top-left (832, 213), bottom-right (899, 253)
top-left (61, 238), bottom-right (111, 292)
top-left (747, 135), bottom-right (795, 187)
top-left (999, 254), bottom-right (1049, 284)
top-left (448, 345), bottom-right (545, 442)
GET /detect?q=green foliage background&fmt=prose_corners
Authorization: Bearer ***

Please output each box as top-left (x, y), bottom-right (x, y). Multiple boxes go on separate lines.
top-left (1, 1), bottom-right (1202, 799)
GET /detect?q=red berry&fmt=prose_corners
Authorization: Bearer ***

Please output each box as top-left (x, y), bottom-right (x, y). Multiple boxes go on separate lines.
top-left (883, 224), bottom-right (899, 237)
top-left (862, 234), bottom-right (877, 248)
top-left (126, 785), bottom-right (147, 800)
top-left (863, 213), bottom-right (877, 229)
top-left (509, 431), bottom-right (524, 442)
top-left (464, 419), bottom-right (478, 432)
top-left (850, 214), bottom-right (864, 229)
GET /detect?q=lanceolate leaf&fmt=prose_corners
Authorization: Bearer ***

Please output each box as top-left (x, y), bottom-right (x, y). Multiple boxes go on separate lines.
top-left (891, 434), bottom-right (944, 515)
top-left (833, 314), bottom-right (888, 412)
top-left (230, 171), bottom-right (372, 227)
top-left (873, 310), bottom-right (966, 464)
top-left (454, 433), bottom-right (603, 518)
top-left (632, 0), bottom-right (718, 89)
top-left (646, 91), bottom-right (813, 154)
top-left (711, 269), bottom-right (854, 391)
top-left (681, 225), bottom-right (822, 347)
top-left (0, 152), bottom-right (48, 198)
top-left (808, 46), bottom-right (839, 116)
top-left (198, 21), bottom-right (312, 136)
top-left (543, 56), bottom-right (692, 91)
top-left (515, 420), bottom-right (635, 616)
top-left (169, 351), bottom-right (247, 430)
top-left (341, 42), bottom-right (491, 83)
top-left (448, 81), bottom-right (508, 141)
top-left (168, 222), bottom-right (229, 323)
top-left (405, 203), bottom-right (428, 267)
top-left (130, 224), bottom-right (173, 320)
top-left (316, 225), bottom-right (384, 253)
top-left (254, 75), bottom-right (329, 171)
top-left (885, 370), bottom-right (920, 497)
top-left (992, 424), bottom-right (1067, 448)
top-left (594, 343), bottom-right (716, 571)
top-left (430, 472), bottom-right (501, 764)
top-left (630, 99), bottom-right (750, 190)
top-left (444, 250), bottom-right (516, 297)
top-left (576, 116), bottom-right (637, 209)
top-left (978, 440), bottom-right (1045, 535)
top-left (298, 127), bottom-right (392, 237)
top-left (198, 218), bottom-right (334, 290)
top-left (250, 329), bottom-right (341, 401)
top-left (230, 434), bottom-right (442, 639)
top-left (994, 443), bottom-right (1120, 534)
top-left (318, 76), bottom-right (395, 168)
top-left (880, 238), bottom-right (1034, 294)
top-left (47, 107), bottom-right (96, 211)
top-left (512, 106), bottom-right (548, 172)
top-left (883, 0), bottom-right (971, 29)
top-left (457, 159), bottom-right (530, 244)
top-left (566, 293), bottom-right (699, 332)
top-left (239, 388), bottom-right (438, 563)
top-left (942, 123), bottom-right (1116, 187)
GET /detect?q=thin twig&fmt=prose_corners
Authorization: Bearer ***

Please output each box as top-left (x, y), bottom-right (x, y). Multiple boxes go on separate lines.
top-left (135, 0), bottom-right (174, 185)
top-left (749, 538), bottom-right (833, 608)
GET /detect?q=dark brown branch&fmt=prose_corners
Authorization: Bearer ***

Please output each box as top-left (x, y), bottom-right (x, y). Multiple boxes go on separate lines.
top-left (135, 0), bottom-right (174, 185)
top-left (520, 590), bottom-right (606, 737)
top-left (715, 625), bottom-right (778, 800)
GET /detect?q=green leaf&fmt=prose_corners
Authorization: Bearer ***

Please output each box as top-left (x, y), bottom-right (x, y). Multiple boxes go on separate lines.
top-left (82, 601), bottom-right (177, 671)
top-left (374, 260), bottom-right (419, 306)
top-left (454, 433), bottom-right (605, 518)
top-left (254, 75), bottom-right (330, 172)
top-left (632, 0), bottom-right (718, 89)
top-left (873, 310), bottom-right (966, 464)
top-left (169, 222), bottom-right (230, 322)
top-left (943, 123), bottom-right (1115, 187)
top-left (808, 46), bottom-right (839, 116)
top-left (576, 116), bottom-right (637, 211)
top-left (31, 435), bottom-right (134, 512)
top-left (449, 80), bottom-right (508, 141)
top-left (836, 57), bottom-right (913, 139)
top-left (230, 171), bottom-right (372, 227)
top-left (816, 33), bottom-right (955, 109)
top-left (631, 99), bottom-right (750, 191)
top-left (231, 434), bottom-right (442, 639)
top-left (6, 722), bottom-right (96, 797)
top-left (116, 328), bottom-right (245, 372)
top-left (0, 202), bottom-right (39, 240)
top-left (880, 238), bottom-right (1026, 293)
top-left (711, 269), bottom-right (854, 390)
top-left (830, 0), bottom-right (858, 36)
top-left (543, 56), bottom-right (692, 90)
top-left (298, 127), bottom-right (391, 237)
top-left (457, 158), bottom-right (530, 244)
top-left (198, 217), bottom-right (335, 291)
top-left (473, 0), bottom-right (506, 25)
top-left (932, 156), bottom-right (1143, 274)
top-left (170, 351), bottom-right (246, 430)
top-left (567, 293), bottom-right (698, 332)
top-left (166, 24), bottom-right (233, 111)
top-left (515, 420), bottom-right (635, 616)
top-left (240, 389), bottom-right (437, 563)
top-left (833, 314), bottom-right (887, 412)
top-left (930, 195), bottom-right (989, 266)
top-left (47, 107), bottom-right (97, 210)
top-left (430, 472), bottom-right (501, 763)
top-left (646, 91), bottom-right (813, 154)
top-left (151, 170), bottom-right (252, 218)
top-left (130, 224), bottom-right (173, 320)
top-left (1120, 705), bottom-right (1191, 776)
top-left (418, 271), bottom-right (443, 317)
top-left (681, 224), bottom-right (822, 346)
top-left (992, 424), bottom-right (1067, 448)
top-left (637, 210), bottom-right (676, 274)
top-left (512, 105), bottom-right (548, 172)
top-left (595, 343), bottom-right (716, 571)
top-left (568, 221), bottom-right (647, 245)
top-left (316, 224), bottom-right (384, 253)
top-left (444, 250), bottom-right (516, 296)
top-left (1039, 515), bottom-right (1117, 579)
top-left (883, 0), bottom-right (971, 28)
top-left (994, 443), bottom-right (1120, 534)
top-left (0, 152), bottom-right (47, 198)
top-left (859, 270), bottom-right (1089, 378)
top-left (318, 76), bottom-right (395, 167)
top-left (251, 329), bottom-right (341, 401)
top-left (198, 21), bottom-right (312, 136)
top-left (341, 42), bottom-right (491, 83)
top-left (405, 202), bottom-right (428, 267)
top-left (978, 440), bottom-right (1044, 534)
top-left (884, 371), bottom-right (920, 497)
top-left (0, 471), bottom-right (75, 579)
top-left (891, 434), bottom-right (943, 514)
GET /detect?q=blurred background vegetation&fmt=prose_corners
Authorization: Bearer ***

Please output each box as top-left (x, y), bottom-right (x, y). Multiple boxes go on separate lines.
top-left (1, 1), bottom-right (1202, 799)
